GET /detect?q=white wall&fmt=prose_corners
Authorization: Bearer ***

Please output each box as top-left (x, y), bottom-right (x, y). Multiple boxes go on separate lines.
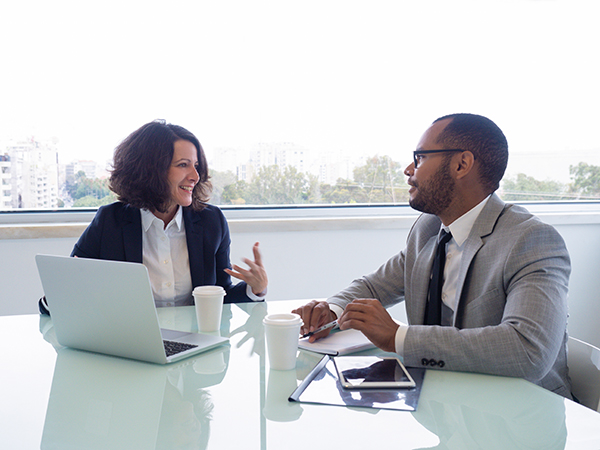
top-left (2, 206), bottom-right (600, 349)
top-left (0, 213), bottom-right (415, 316)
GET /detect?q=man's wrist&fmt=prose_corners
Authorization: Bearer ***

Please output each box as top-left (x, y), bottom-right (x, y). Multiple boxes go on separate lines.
top-left (328, 303), bottom-right (344, 321)
top-left (395, 323), bottom-right (409, 355)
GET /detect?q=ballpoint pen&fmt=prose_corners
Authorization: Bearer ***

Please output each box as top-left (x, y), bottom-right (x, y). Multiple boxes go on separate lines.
top-left (301, 320), bottom-right (338, 338)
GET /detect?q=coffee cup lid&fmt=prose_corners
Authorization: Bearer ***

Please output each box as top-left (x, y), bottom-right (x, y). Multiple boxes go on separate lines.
top-left (193, 285), bottom-right (226, 295)
top-left (262, 313), bottom-right (303, 327)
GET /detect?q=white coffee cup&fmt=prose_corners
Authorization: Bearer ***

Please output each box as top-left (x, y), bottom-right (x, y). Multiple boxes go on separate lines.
top-left (263, 313), bottom-right (303, 370)
top-left (193, 286), bottom-right (226, 332)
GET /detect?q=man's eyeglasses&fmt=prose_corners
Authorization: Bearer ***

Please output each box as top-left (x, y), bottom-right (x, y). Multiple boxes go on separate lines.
top-left (413, 149), bottom-right (465, 169)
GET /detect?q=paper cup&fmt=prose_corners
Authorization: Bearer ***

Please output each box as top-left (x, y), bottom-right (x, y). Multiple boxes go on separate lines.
top-left (193, 286), bottom-right (226, 332)
top-left (263, 313), bottom-right (303, 370)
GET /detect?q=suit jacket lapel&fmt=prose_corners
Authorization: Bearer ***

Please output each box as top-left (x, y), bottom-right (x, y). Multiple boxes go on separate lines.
top-left (452, 193), bottom-right (506, 325)
top-left (184, 207), bottom-right (204, 287)
top-left (122, 205), bottom-right (143, 263)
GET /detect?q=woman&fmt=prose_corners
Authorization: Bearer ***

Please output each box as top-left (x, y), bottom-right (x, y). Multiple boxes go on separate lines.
top-left (40, 120), bottom-right (267, 314)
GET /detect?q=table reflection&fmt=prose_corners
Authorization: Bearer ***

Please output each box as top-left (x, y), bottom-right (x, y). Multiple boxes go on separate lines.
top-left (38, 302), bottom-right (272, 450)
top-left (264, 352), bottom-right (569, 449)
top-left (41, 346), bottom-right (229, 450)
top-left (36, 301), bottom-right (574, 450)
top-left (412, 370), bottom-right (567, 450)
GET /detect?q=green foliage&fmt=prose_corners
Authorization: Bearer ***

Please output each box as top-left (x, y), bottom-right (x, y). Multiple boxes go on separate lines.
top-left (319, 178), bottom-right (367, 204)
top-left (316, 156), bottom-right (409, 204)
top-left (67, 171), bottom-right (112, 201)
top-left (569, 162), bottom-right (600, 199)
top-left (216, 155), bottom-right (409, 206)
top-left (222, 180), bottom-right (249, 205)
top-left (209, 169), bottom-right (237, 205)
top-left (246, 165), bottom-right (313, 205)
top-left (72, 194), bottom-right (116, 207)
top-left (501, 173), bottom-right (569, 201)
top-left (501, 163), bottom-right (600, 201)
top-left (213, 157), bottom-right (600, 206)
top-left (353, 155), bottom-right (408, 203)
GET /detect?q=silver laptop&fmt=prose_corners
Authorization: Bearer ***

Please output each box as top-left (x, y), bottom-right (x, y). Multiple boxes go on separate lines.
top-left (35, 254), bottom-right (228, 364)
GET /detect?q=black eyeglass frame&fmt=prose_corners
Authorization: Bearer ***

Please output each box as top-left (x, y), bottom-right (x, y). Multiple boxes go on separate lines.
top-left (412, 149), bottom-right (466, 168)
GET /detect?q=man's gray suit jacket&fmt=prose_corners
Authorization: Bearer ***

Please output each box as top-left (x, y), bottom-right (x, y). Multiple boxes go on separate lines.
top-left (328, 194), bottom-right (572, 398)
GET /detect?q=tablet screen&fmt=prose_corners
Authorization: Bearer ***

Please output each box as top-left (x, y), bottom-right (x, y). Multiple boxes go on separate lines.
top-left (334, 355), bottom-right (415, 389)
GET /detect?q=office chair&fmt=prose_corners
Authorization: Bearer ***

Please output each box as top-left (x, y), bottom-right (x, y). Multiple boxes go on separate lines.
top-left (567, 336), bottom-right (600, 412)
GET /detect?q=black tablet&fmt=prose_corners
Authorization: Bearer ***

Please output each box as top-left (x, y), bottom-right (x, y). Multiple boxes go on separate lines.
top-left (334, 355), bottom-right (415, 389)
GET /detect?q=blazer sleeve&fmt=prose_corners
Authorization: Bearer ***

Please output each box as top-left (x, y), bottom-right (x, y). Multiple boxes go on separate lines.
top-left (71, 207), bottom-right (107, 258)
top-left (214, 210), bottom-right (252, 303)
top-left (39, 202), bottom-right (140, 315)
top-left (70, 202), bottom-right (142, 262)
top-left (403, 219), bottom-right (571, 392)
top-left (186, 206), bottom-right (257, 303)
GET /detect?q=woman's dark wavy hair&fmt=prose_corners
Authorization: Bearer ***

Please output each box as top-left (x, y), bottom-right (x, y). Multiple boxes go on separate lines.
top-left (109, 120), bottom-right (211, 212)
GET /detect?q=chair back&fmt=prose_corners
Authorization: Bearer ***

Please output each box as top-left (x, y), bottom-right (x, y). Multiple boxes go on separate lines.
top-left (567, 336), bottom-right (600, 412)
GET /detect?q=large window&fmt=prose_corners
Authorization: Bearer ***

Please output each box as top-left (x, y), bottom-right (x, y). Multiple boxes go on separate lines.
top-left (1, 0), bottom-right (598, 210)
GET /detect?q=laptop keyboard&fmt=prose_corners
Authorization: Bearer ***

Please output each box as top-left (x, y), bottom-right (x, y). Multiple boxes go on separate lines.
top-left (163, 340), bottom-right (199, 357)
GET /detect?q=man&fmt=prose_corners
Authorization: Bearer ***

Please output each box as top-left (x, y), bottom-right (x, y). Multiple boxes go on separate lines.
top-left (294, 113), bottom-right (572, 398)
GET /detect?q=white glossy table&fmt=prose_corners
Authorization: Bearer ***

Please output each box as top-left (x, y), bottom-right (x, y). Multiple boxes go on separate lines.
top-left (2, 300), bottom-right (600, 449)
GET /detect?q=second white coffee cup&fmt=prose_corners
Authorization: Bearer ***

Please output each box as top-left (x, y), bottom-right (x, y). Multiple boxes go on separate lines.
top-left (193, 285), bottom-right (226, 332)
top-left (263, 313), bottom-right (303, 370)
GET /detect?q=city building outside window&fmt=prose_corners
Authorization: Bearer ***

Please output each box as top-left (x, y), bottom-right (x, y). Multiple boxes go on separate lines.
top-left (1, 0), bottom-right (598, 211)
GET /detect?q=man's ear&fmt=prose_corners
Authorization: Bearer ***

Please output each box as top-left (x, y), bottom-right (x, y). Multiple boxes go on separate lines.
top-left (454, 151), bottom-right (476, 180)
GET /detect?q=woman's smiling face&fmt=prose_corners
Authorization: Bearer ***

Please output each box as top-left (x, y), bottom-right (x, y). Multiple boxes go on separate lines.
top-left (166, 139), bottom-right (199, 210)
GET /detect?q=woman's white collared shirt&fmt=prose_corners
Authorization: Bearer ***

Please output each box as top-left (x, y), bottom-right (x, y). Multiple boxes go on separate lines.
top-left (141, 207), bottom-right (193, 307)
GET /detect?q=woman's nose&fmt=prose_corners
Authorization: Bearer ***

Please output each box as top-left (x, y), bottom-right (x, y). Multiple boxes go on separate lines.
top-left (189, 166), bottom-right (199, 181)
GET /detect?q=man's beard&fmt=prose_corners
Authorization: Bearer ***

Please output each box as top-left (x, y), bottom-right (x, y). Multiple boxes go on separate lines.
top-left (409, 161), bottom-right (455, 216)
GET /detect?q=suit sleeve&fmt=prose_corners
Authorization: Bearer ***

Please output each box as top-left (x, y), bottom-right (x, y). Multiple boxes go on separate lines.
top-left (39, 204), bottom-right (119, 315)
top-left (212, 209), bottom-right (256, 303)
top-left (71, 207), bottom-right (106, 258)
top-left (403, 221), bottom-right (570, 384)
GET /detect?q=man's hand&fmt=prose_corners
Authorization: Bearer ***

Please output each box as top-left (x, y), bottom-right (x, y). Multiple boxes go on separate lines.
top-left (292, 300), bottom-right (337, 343)
top-left (338, 299), bottom-right (398, 352)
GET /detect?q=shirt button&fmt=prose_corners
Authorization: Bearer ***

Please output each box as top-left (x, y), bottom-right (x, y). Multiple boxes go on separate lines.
top-left (166, 282), bottom-right (172, 288)
top-left (163, 260), bottom-right (169, 265)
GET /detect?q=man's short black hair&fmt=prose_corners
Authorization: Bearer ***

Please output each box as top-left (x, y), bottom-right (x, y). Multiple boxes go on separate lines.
top-left (434, 113), bottom-right (508, 193)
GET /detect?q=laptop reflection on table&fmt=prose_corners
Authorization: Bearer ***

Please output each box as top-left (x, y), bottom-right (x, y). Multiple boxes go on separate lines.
top-left (41, 346), bottom-right (229, 450)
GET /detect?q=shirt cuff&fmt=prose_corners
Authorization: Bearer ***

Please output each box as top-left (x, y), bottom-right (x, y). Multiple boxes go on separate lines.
top-left (246, 284), bottom-right (267, 301)
top-left (395, 323), bottom-right (409, 356)
top-left (329, 304), bottom-right (344, 320)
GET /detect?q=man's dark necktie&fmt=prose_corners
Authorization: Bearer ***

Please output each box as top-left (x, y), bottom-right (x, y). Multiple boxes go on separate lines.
top-left (425, 230), bottom-right (453, 325)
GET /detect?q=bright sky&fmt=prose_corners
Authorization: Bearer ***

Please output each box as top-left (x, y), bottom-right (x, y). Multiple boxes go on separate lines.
top-left (1, 0), bottom-right (599, 183)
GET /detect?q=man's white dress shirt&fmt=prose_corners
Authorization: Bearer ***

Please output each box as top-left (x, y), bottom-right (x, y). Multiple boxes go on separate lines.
top-left (393, 195), bottom-right (491, 354)
top-left (329, 195), bottom-right (491, 355)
